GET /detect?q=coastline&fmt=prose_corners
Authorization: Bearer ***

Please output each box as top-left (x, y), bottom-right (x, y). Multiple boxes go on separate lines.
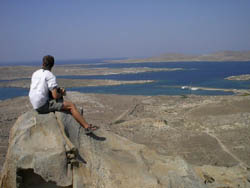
top-left (0, 65), bottom-right (183, 80)
top-left (1, 62), bottom-right (250, 173)
top-left (163, 85), bottom-right (250, 95)
top-left (0, 79), bottom-right (155, 89)
top-left (1, 64), bottom-right (250, 98)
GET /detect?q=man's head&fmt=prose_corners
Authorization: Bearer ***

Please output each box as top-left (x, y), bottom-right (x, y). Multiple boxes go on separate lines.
top-left (42, 55), bottom-right (54, 70)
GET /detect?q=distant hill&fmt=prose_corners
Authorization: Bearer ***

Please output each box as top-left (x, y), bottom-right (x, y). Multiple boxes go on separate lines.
top-left (110, 51), bottom-right (250, 63)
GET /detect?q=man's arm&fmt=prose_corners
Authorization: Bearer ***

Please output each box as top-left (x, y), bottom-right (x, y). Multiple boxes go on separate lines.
top-left (51, 87), bottom-right (66, 99)
top-left (51, 88), bottom-right (62, 99)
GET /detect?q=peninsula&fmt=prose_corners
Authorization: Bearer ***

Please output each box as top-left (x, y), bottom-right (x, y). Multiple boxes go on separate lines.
top-left (225, 74), bottom-right (250, 81)
top-left (0, 66), bottom-right (182, 88)
top-left (0, 66), bottom-right (182, 80)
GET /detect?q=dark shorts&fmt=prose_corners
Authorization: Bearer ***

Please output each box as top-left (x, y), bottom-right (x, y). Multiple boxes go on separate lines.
top-left (36, 99), bottom-right (64, 114)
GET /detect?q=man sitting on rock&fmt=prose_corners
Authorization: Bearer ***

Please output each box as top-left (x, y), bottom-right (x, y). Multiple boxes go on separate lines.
top-left (29, 55), bottom-right (98, 133)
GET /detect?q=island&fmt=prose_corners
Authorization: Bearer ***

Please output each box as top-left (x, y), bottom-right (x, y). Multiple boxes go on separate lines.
top-left (110, 50), bottom-right (250, 63)
top-left (225, 74), bottom-right (250, 81)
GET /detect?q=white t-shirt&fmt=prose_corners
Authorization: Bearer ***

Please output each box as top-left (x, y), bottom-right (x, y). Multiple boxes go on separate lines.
top-left (29, 69), bottom-right (58, 109)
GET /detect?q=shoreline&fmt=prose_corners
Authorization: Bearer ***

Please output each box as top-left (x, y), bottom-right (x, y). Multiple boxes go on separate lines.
top-left (0, 65), bottom-right (183, 80)
top-left (164, 85), bottom-right (250, 95)
top-left (1, 81), bottom-right (248, 102)
top-left (0, 79), bottom-right (155, 89)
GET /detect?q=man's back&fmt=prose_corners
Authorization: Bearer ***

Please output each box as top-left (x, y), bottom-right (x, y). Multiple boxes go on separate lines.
top-left (28, 55), bottom-right (98, 132)
top-left (29, 69), bottom-right (57, 109)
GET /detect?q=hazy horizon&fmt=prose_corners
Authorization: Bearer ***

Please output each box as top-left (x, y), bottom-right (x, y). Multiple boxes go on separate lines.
top-left (1, 1), bottom-right (250, 63)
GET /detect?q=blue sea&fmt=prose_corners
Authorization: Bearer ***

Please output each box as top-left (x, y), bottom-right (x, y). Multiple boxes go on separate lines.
top-left (1, 61), bottom-right (250, 100)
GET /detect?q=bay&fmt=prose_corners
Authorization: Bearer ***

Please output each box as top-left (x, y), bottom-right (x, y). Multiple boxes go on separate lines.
top-left (1, 61), bottom-right (250, 100)
top-left (0, 87), bottom-right (28, 100)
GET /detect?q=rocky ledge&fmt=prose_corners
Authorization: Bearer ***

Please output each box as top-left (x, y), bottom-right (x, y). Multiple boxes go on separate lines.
top-left (1, 109), bottom-right (249, 188)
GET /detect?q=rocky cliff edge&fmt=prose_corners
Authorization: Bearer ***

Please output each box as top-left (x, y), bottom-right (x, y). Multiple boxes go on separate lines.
top-left (0, 110), bottom-right (249, 188)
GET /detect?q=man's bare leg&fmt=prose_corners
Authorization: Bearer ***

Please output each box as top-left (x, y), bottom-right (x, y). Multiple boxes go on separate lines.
top-left (62, 101), bottom-right (90, 129)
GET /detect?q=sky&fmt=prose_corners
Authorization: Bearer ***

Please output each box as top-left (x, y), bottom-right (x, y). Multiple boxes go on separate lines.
top-left (0, 0), bottom-right (250, 63)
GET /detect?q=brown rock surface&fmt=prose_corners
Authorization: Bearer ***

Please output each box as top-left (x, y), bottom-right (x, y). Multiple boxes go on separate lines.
top-left (1, 92), bottom-right (250, 187)
top-left (0, 97), bottom-right (32, 173)
top-left (1, 109), bottom-right (249, 187)
top-left (0, 111), bottom-right (72, 187)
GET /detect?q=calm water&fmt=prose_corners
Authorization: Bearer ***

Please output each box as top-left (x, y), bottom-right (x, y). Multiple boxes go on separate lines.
top-left (1, 61), bottom-right (250, 100)
top-left (0, 87), bottom-right (29, 100)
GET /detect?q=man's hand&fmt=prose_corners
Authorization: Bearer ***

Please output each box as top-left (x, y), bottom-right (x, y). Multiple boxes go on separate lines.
top-left (51, 88), bottom-right (62, 99)
top-left (60, 87), bottom-right (66, 96)
top-left (51, 87), bottom-right (66, 99)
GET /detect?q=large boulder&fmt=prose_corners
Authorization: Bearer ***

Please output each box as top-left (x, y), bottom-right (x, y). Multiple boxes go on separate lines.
top-left (0, 111), bottom-right (249, 187)
top-left (0, 111), bottom-right (72, 187)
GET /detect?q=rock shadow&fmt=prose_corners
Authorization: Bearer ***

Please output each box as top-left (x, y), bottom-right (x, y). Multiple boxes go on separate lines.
top-left (16, 169), bottom-right (72, 188)
top-left (86, 132), bottom-right (106, 141)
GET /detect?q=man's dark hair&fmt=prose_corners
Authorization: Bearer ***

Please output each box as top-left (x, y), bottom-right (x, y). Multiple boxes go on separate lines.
top-left (42, 55), bottom-right (54, 70)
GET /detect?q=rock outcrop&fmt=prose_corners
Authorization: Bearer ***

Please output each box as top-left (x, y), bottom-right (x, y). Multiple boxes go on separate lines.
top-left (1, 110), bottom-right (249, 187)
